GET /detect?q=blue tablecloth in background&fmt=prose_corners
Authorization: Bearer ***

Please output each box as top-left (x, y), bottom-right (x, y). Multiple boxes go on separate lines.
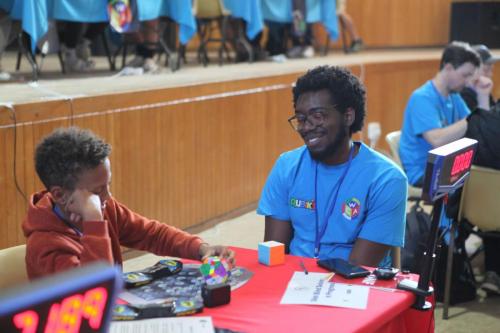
top-left (261, 0), bottom-right (338, 40)
top-left (135, 0), bottom-right (195, 45)
top-left (223, 0), bottom-right (263, 40)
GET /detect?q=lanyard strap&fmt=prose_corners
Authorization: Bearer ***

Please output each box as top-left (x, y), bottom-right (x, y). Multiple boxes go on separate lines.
top-left (430, 81), bottom-right (456, 126)
top-left (314, 144), bottom-right (355, 258)
top-left (53, 204), bottom-right (83, 237)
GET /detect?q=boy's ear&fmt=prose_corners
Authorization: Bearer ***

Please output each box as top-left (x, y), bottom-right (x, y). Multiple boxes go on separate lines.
top-left (50, 186), bottom-right (67, 205)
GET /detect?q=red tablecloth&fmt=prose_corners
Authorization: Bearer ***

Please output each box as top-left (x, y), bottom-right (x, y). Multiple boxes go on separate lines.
top-left (201, 247), bottom-right (434, 333)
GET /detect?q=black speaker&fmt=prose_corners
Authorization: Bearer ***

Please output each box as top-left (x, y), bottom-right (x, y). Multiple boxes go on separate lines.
top-left (450, 1), bottom-right (500, 48)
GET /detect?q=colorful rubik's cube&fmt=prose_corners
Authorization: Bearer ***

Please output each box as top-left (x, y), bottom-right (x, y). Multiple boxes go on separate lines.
top-left (199, 256), bottom-right (229, 285)
top-left (258, 241), bottom-right (285, 266)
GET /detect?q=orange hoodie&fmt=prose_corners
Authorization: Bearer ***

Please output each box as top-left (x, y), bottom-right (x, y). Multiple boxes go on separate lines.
top-left (22, 191), bottom-right (204, 280)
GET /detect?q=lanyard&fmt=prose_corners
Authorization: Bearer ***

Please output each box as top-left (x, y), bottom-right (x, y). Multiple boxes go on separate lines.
top-left (314, 144), bottom-right (355, 258)
top-left (430, 81), bottom-right (456, 126)
top-left (53, 204), bottom-right (83, 237)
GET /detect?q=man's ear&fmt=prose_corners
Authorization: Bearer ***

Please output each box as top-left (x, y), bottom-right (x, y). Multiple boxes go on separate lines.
top-left (345, 108), bottom-right (355, 127)
top-left (50, 186), bottom-right (67, 205)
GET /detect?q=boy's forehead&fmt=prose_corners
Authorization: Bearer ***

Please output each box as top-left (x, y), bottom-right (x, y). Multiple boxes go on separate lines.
top-left (76, 159), bottom-right (111, 186)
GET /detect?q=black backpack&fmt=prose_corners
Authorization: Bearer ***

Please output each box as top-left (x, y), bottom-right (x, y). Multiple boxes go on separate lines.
top-left (401, 203), bottom-right (432, 273)
top-left (403, 203), bottom-right (477, 305)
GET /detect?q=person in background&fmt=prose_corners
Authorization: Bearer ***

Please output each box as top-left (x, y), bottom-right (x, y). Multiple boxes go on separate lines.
top-left (58, 22), bottom-right (107, 72)
top-left (337, 0), bottom-right (363, 53)
top-left (399, 41), bottom-right (480, 187)
top-left (0, 9), bottom-right (15, 80)
top-left (23, 127), bottom-right (234, 280)
top-left (287, 0), bottom-right (314, 59)
top-left (460, 44), bottom-right (498, 111)
top-left (457, 44), bottom-right (500, 296)
top-left (123, 19), bottom-right (160, 73)
top-left (258, 65), bottom-right (407, 267)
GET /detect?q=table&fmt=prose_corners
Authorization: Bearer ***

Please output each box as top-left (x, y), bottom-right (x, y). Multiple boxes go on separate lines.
top-left (124, 247), bottom-right (434, 333)
top-left (261, 0), bottom-right (339, 40)
top-left (1, 0), bottom-right (195, 53)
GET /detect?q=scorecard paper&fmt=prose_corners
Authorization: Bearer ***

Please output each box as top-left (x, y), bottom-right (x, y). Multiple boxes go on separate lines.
top-left (280, 272), bottom-right (369, 309)
top-left (110, 317), bottom-right (215, 333)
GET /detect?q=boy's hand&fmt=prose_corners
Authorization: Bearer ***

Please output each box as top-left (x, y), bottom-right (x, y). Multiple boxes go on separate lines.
top-left (199, 244), bottom-right (235, 268)
top-left (65, 189), bottom-right (103, 223)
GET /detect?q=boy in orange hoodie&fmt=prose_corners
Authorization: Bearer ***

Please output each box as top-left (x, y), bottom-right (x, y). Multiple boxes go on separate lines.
top-left (23, 127), bottom-right (235, 279)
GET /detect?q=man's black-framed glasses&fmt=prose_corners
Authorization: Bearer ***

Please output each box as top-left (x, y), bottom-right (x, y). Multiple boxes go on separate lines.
top-left (287, 107), bottom-right (336, 131)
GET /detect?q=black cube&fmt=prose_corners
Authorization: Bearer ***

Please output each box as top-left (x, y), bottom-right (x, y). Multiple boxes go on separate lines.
top-left (201, 283), bottom-right (231, 308)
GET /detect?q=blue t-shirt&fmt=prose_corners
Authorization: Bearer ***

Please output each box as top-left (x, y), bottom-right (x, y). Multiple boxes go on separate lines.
top-left (399, 81), bottom-right (471, 185)
top-left (257, 142), bottom-right (408, 266)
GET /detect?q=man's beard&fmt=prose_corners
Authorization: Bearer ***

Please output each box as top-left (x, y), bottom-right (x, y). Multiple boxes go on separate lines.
top-left (308, 125), bottom-right (347, 163)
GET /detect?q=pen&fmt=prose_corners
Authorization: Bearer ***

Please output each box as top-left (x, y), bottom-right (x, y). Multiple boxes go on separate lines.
top-left (300, 260), bottom-right (309, 275)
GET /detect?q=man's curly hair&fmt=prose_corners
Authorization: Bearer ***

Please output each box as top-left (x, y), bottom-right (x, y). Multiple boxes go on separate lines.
top-left (35, 127), bottom-right (111, 190)
top-left (292, 65), bottom-right (366, 134)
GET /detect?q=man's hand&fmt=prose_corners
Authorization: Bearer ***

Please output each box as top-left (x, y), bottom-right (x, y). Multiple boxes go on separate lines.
top-left (473, 75), bottom-right (493, 110)
top-left (199, 243), bottom-right (235, 268)
top-left (64, 189), bottom-right (103, 223)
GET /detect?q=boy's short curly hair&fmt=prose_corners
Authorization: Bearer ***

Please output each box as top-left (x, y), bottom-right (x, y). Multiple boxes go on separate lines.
top-left (35, 127), bottom-right (111, 190)
top-left (292, 65), bottom-right (366, 134)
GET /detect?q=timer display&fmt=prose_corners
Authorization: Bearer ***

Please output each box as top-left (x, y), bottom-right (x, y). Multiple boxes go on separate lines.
top-left (422, 138), bottom-right (478, 202)
top-left (0, 262), bottom-right (122, 333)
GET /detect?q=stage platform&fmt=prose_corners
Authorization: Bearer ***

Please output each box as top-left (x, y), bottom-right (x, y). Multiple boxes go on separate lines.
top-left (0, 49), bottom-right (444, 105)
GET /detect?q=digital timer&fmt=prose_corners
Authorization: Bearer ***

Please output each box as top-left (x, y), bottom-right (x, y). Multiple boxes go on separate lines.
top-left (0, 262), bottom-right (122, 333)
top-left (422, 138), bottom-right (478, 202)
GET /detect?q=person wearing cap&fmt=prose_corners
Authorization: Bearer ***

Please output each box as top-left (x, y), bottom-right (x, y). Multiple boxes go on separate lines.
top-left (457, 44), bottom-right (500, 296)
top-left (399, 41), bottom-right (480, 187)
top-left (460, 44), bottom-right (498, 111)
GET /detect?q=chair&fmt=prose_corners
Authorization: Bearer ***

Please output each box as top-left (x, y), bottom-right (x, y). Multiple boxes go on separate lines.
top-left (385, 131), bottom-right (423, 200)
top-left (0, 244), bottom-right (28, 289)
top-left (193, 0), bottom-right (232, 66)
top-left (442, 165), bottom-right (500, 319)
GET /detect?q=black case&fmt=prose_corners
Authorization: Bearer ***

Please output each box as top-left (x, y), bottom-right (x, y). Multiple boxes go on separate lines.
top-left (317, 258), bottom-right (370, 279)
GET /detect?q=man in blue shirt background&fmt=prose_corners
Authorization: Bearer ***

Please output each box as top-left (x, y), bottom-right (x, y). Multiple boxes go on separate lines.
top-left (399, 41), bottom-right (481, 186)
top-left (258, 66), bottom-right (407, 267)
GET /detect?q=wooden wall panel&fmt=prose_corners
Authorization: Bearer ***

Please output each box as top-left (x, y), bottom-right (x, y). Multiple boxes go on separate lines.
top-left (315, 0), bottom-right (452, 49)
top-left (4, 56), bottom-right (500, 250)
top-left (361, 60), bottom-right (439, 150)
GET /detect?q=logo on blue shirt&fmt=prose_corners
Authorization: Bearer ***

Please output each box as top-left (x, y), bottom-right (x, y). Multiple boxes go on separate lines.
top-left (290, 198), bottom-right (316, 210)
top-left (342, 198), bottom-right (361, 220)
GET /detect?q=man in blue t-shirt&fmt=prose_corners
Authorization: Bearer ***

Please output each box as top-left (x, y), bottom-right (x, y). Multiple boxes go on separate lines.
top-left (257, 66), bottom-right (408, 267)
top-left (400, 41), bottom-right (481, 186)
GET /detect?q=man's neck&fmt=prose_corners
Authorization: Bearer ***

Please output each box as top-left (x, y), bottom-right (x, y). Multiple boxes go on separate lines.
top-left (432, 73), bottom-right (450, 97)
top-left (321, 139), bottom-right (356, 165)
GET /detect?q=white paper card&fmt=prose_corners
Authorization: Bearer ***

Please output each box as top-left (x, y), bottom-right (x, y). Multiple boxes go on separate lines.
top-left (280, 271), bottom-right (369, 309)
top-left (109, 317), bottom-right (215, 333)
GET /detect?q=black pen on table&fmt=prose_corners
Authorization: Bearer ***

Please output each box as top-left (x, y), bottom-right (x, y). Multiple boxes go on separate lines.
top-left (300, 260), bottom-right (309, 275)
